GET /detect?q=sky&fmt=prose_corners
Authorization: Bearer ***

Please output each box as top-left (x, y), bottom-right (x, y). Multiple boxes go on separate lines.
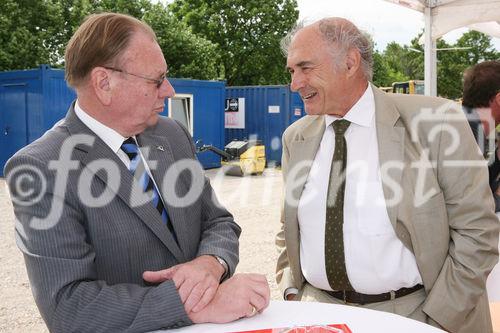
top-left (157, 0), bottom-right (500, 51)
top-left (297, 0), bottom-right (500, 51)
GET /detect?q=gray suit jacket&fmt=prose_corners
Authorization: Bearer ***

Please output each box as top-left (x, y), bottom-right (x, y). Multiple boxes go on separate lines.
top-left (276, 85), bottom-right (499, 332)
top-left (4, 103), bottom-right (241, 332)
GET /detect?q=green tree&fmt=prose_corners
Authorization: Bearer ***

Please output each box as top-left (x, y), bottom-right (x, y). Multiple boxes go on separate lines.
top-left (372, 50), bottom-right (411, 87)
top-left (455, 30), bottom-right (498, 66)
top-left (89, 0), bottom-right (152, 18)
top-left (372, 41), bottom-right (423, 89)
top-left (0, 0), bottom-right (220, 80)
top-left (84, 1), bottom-right (219, 79)
top-left (51, 0), bottom-right (94, 66)
top-left (0, 0), bottom-right (62, 70)
top-left (407, 36), bottom-right (425, 79)
top-left (0, 0), bottom-right (155, 71)
top-left (383, 41), bottom-right (423, 80)
top-left (374, 30), bottom-right (498, 99)
top-left (435, 38), bottom-right (464, 99)
top-left (372, 51), bottom-right (391, 87)
top-left (143, 4), bottom-right (220, 80)
top-left (170, 0), bottom-right (299, 85)
top-left (436, 31), bottom-right (497, 99)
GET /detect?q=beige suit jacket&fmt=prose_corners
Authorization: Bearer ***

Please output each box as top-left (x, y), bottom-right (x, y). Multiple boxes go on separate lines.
top-left (276, 85), bottom-right (500, 332)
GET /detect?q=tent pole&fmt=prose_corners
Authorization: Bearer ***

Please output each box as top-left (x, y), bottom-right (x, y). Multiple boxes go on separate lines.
top-left (424, 6), bottom-right (437, 96)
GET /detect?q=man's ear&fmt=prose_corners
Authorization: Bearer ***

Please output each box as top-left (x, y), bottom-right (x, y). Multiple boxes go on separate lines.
top-left (494, 92), bottom-right (500, 106)
top-left (90, 67), bottom-right (112, 105)
top-left (345, 48), bottom-right (361, 78)
top-left (491, 92), bottom-right (500, 125)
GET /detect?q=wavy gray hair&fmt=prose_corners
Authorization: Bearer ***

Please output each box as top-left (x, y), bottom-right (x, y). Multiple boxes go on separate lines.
top-left (281, 18), bottom-right (373, 81)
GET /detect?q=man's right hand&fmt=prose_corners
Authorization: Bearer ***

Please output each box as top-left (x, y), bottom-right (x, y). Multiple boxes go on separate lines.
top-left (188, 273), bottom-right (270, 324)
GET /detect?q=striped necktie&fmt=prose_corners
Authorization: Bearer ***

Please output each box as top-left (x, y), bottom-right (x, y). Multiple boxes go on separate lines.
top-left (325, 119), bottom-right (353, 291)
top-left (121, 138), bottom-right (177, 241)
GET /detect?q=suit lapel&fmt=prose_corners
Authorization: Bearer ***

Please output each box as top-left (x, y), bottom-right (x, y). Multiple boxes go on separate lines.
top-left (372, 86), bottom-right (407, 236)
top-left (286, 116), bottom-right (326, 209)
top-left (65, 105), bottom-right (185, 262)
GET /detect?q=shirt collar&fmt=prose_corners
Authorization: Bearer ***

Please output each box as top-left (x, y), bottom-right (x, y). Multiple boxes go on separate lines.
top-left (74, 100), bottom-right (128, 154)
top-left (324, 84), bottom-right (375, 129)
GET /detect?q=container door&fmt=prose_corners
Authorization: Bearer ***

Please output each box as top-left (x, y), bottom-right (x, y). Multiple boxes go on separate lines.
top-left (0, 83), bottom-right (28, 176)
top-left (265, 88), bottom-right (284, 165)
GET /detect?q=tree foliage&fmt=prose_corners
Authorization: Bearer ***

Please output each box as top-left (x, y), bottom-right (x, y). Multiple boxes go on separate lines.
top-left (169, 0), bottom-right (299, 85)
top-left (143, 4), bottom-right (220, 80)
top-left (436, 31), bottom-right (498, 98)
top-left (373, 30), bottom-right (499, 99)
top-left (1, 0), bottom-right (497, 93)
top-left (1, 0), bottom-right (288, 82)
top-left (0, 0), bottom-right (220, 79)
top-left (0, 0), bottom-right (62, 70)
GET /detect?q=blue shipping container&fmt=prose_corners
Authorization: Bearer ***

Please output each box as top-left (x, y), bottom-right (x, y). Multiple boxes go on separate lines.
top-left (0, 65), bottom-right (225, 175)
top-left (225, 85), bottom-right (304, 165)
top-left (0, 65), bottom-right (76, 176)
top-left (166, 78), bottom-right (225, 169)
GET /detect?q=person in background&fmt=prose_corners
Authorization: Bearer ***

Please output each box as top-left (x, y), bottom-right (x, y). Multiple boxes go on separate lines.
top-left (462, 60), bottom-right (500, 211)
top-left (276, 17), bottom-right (499, 333)
top-left (4, 12), bottom-right (269, 333)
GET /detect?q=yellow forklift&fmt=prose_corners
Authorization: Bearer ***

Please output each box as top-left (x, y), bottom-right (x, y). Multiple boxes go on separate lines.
top-left (197, 139), bottom-right (266, 176)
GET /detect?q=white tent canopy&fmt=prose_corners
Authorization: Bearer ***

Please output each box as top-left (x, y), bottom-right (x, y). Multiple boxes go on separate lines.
top-left (384, 0), bottom-right (500, 96)
top-left (469, 22), bottom-right (500, 38)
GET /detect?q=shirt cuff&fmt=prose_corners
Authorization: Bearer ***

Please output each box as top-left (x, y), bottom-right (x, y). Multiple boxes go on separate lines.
top-left (210, 255), bottom-right (229, 281)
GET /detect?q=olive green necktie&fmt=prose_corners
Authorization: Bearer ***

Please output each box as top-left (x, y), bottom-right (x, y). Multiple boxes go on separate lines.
top-left (325, 119), bottom-right (354, 291)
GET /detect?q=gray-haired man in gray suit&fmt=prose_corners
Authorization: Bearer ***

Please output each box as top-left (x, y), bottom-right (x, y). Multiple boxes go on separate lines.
top-left (4, 12), bottom-right (269, 332)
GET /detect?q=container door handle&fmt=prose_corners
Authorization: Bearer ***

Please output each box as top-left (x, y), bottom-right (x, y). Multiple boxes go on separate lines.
top-left (4, 126), bottom-right (9, 135)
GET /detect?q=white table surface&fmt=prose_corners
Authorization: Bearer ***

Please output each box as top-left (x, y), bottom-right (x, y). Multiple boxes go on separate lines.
top-left (163, 301), bottom-right (445, 333)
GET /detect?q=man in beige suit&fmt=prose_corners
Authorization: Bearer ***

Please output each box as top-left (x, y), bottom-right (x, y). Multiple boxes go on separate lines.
top-left (276, 17), bottom-right (499, 332)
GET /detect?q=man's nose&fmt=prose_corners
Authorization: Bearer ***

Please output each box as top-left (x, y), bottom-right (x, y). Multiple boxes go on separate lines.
top-left (159, 79), bottom-right (175, 99)
top-left (290, 72), bottom-right (304, 92)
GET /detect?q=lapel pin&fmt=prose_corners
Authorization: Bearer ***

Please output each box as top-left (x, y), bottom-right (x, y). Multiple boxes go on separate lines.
top-left (157, 145), bottom-right (164, 151)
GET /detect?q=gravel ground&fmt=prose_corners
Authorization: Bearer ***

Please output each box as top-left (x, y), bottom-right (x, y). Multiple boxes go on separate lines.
top-left (0, 168), bottom-right (283, 332)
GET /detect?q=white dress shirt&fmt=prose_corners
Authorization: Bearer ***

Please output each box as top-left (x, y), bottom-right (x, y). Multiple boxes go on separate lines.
top-left (297, 85), bottom-right (422, 294)
top-left (74, 100), bottom-right (129, 165)
top-left (74, 100), bottom-right (162, 193)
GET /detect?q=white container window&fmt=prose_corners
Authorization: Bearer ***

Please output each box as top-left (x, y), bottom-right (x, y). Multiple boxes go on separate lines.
top-left (168, 94), bottom-right (193, 135)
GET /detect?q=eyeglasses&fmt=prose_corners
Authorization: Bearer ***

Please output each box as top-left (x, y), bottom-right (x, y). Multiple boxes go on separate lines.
top-left (103, 66), bottom-right (169, 88)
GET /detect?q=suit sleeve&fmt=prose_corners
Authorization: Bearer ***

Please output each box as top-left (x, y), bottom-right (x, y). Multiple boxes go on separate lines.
top-left (174, 120), bottom-right (241, 277)
top-left (421, 104), bottom-right (500, 331)
top-left (5, 154), bottom-right (191, 333)
top-left (275, 129), bottom-right (299, 295)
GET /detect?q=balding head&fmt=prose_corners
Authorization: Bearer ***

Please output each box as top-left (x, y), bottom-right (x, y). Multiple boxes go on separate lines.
top-left (282, 17), bottom-right (373, 81)
top-left (284, 17), bottom-right (371, 116)
top-left (65, 12), bottom-right (157, 88)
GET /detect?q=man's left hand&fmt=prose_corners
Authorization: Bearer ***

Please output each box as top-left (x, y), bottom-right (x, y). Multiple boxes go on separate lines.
top-left (142, 255), bottom-right (225, 313)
